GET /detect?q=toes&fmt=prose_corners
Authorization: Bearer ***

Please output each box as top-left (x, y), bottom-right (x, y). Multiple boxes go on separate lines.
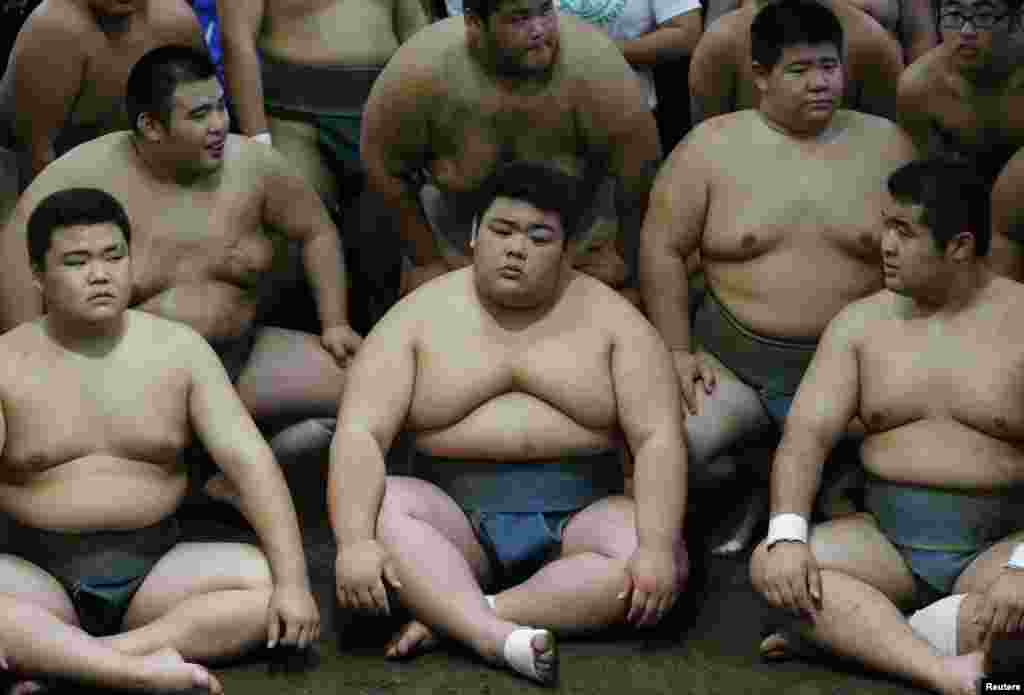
top-left (759, 633), bottom-right (791, 661)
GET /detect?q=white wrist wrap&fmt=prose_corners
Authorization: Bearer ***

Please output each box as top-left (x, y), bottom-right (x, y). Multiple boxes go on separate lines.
top-left (766, 513), bottom-right (808, 549)
top-left (1006, 543), bottom-right (1024, 570)
top-left (252, 132), bottom-right (272, 145)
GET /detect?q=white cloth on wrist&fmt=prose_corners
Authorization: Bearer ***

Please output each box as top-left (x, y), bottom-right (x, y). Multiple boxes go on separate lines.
top-left (252, 132), bottom-right (272, 145)
top-left (766, 513), bottom-right (808, 549)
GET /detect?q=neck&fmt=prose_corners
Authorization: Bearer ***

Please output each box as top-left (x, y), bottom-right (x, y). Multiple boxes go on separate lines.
top-left (757, 108), bottom-right (838, 141)
top-left (132, 137), bottom-right (209, 188)
top-left (468, 42), bottom-right (553, 94)
top-left (45, 312), bottom-right (126, 356)
top-left (908, 262), bottom-right (990, 316)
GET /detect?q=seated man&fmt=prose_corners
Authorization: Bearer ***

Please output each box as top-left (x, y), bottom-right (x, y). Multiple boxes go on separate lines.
top-left (750, 159), bottom-right (1024, 694)
top-left (897, 0), bottom-right (1024, 186)
top-left (0, 46), bottom-right (362, 505)
top-left (0, 0), bottom-right (206, 184)
top-left (329, 161), bottom-right (689, 684)
top-left (641, 0), bottom-right (916, 553)
top-left (689, 0), bottom-right (905, 125)
top-left (702, 0), bottom-right (936, 64)
top-left (0, 187), bottom-right (319, 693)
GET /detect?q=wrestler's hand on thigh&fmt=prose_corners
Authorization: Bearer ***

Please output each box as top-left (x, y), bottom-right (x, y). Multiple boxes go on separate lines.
top-left (751, 540), bottom-right (821, 618)
top-left (973, 568), bottom-right (1024, 645)
top-left (620, 544), bottom-right (683, 628)
top-left (267, 584), bottom-right (321, 650)
top-left (672, 350), bottom-right (716, 417)
top-left (335, 540), bottom-right (403, 617)
top-left (321, 323), bottom-right (363, 367)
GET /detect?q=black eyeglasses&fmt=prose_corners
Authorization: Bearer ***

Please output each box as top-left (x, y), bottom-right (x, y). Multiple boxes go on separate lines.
top-left (939, 7), bottom-right (1010, 29)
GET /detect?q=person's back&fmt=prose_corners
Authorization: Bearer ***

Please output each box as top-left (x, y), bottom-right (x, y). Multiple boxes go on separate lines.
top-left (0, 0), bottom-right (204, 183)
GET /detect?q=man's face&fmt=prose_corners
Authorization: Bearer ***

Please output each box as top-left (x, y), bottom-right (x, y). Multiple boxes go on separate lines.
top-left (880, 198), bottom-right (955, 296)
top-left (939, 0), bottom-right (1016, 70)
top-left (36, 223), bottom-right (132, 323)
top-left (481, 0), bottom-right (560, 76)
top-left (472, 196), bottom-right (567, 308)
top-left (756, 43), bottom-right (845, 130)
top-left (155, 78), bottom-right (229, 175)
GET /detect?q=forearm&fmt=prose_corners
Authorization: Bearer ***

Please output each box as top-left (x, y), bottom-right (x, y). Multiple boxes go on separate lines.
top-left (640, 250), bottom-right (691, 350)
top-left (328, 427), bottom-right (388, 546)
top-left (768, 428), bottom-right (830, 519)
top-left (301, 228), bottom-right (349, 328)
top-left (230, 448), bottom-right (311, 587)
top-left (632, 432), bottom-right (687, 549)
top-left (221, 37), bottom-right (271, 136)
top-left (369, 169), bottom-right (441, 265)
top-left (615, 181), bottom-right (654, 282)
top-left (27, 139), bottom-right (55, 180)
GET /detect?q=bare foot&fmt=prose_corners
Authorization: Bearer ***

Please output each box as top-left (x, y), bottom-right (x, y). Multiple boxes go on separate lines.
top-left (385, 620), bottom-right (440, 660)
top-left (937, 651), bottom-right (985, 695)
top-left (758, 631), bottom-right (820, 662)
top-left (138, 648), bottom-right (223, 694)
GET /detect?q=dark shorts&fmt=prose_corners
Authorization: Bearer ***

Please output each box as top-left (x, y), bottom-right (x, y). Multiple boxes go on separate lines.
top-left (692, 289), bottom-right (818, 427)
top-left (210, 327), bottom-right (259, 384)
top-left (5, 516), bottom-right (181, 636)
top-left (865, 478), bottom-right (1024, 607)
top-left (413, 451), bottom-right (625, 587)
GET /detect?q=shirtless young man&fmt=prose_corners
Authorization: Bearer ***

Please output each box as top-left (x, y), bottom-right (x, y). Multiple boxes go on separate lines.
top-left (897, 0), bottom-right (1024, 185)
top-left (689, 0), bottom-right (905, 124)
top-left (702, 0), bottom-right (937, 64)
top-left (641, 0), bottom-right (916, 553)
top-left (750, 159), bottom-right (1024, 695)
top-left (361, 0), bottom-right (662, 300)
top-left (329, 161), bottom-right (688, 685)
top-left (0, 187), bottom-right (319, 693)
top-left (0, 46), bottom-right (361, 501)
top-left (0, 0), bottom-right (206, 184)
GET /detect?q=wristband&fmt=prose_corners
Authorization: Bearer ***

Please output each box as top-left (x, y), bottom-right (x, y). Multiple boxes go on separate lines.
top-left (766, 513), bottom-right (808, 549)
top-left (1006, 543), bottom-right (1024, 570)
top-left (252, 132), bottom-right (272, 145)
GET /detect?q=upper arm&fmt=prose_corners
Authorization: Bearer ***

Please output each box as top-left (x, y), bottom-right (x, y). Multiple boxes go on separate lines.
top-left (849, 23), bottom-right (904, 121)
top-left (260, 146), bottom-right (335, 243)
top-left (216, 0), bottom-right (265, 48)
top-left (653, 1), bottom-right (703, 57)
top-left (335, 301), bottom-right (418, 452)
top-left (895, 63), bottom-right (934, 151)
top-left (610, 300), bottom-right (685, 453)
top-left (899, 0), bottom-right (938, 64)
top-left (988, 153), bottom-right (1024, 280)
top-left (702, 0), bottom-right (742, 28)
top-left (9, 13), bottom-right (87, 151)
top-left (784, 304), bottom-right (864, 446)
top-left (688, 27), bottom-right (735, 124)
top-left (641, 127), bottom-right (711, 263)
top-left (360, 55), bottom-right (432, 184)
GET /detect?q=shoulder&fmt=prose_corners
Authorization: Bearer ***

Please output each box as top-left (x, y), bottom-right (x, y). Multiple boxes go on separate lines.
top-left (899, 45), bottom-right (945, 97)
top-left (17, 135), bottom-right (126, 209)
top-left (559, 15), bottom-right (636, 83)
top-left (565, 273), bottom-right (664, 344)
top-left (829, 290), bottom-right (892, 341)
top-left (150, 0), bottom-right (205, 36)
top-left (694, 8), bottom-right (744, 58)
top-left (125, 310), bottom-right (217, 362)
top-left (8, 0), bottom-right (94, 62)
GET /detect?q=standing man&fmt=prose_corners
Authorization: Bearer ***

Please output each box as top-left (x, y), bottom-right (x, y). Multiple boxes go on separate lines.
top-left (751, 159), bottom-right (1024, 695)
top-left (641, 0), bottom-right (916, 553)
top-left (689, 0), bottom-right (905, 124)
top-left (0, 0), bottom-right (206, 184)
top-left (361, 0), bottom-right (662, 301)
top-left (330, 161), bottom-right (688, 684)
top-left (0, 187), bottom-right (318, 694)
top-left (0, 46), bottom-right (360, 504)
top-left (897, 0), bottom-right (1024, 185)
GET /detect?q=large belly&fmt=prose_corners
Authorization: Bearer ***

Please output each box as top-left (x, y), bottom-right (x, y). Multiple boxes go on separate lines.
top-left (0, 455), bottom-right (188, 532)
top-left (412, 393), bottom-right (618, 461)
top-left (707, 247), bottom-right (881, 340)
top-left (862, 419), bottom-right (1024, 491)
top-left (262, 3), bottom-right (400, 67)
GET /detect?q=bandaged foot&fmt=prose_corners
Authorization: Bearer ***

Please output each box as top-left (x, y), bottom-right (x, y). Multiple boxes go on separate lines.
top-left (908, 594), bottom-right (964, 657)
top-left (503, 628), bottom-right (557, 685)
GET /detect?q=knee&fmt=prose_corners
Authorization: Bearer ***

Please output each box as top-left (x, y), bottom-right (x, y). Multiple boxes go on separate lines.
top-left (236, 545), bottom-right (274, 590)
top-left (374, 478), bottom-right (417, 545)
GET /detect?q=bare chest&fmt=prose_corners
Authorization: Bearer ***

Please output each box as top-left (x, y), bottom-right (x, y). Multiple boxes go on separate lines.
top-left (74, 26), bottom-right (168, 127)
top-left (1, 360), bottom-right (190, 475)
top-left (860, 321), bottom-right (1024, 439)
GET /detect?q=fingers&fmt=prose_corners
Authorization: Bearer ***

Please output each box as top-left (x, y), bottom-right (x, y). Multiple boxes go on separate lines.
top-left (680, 379), bottom-right (698, 416)
top-left (267, 609), bottom-right (281, 649)
top-left (370, 579), bottom-right (391, 617)
top-left (698, 359), bottom-right (717, 392)
top-left (808, 565), bottom-right (823, 606)
top-left (383, 562), bottom-right (404, 590)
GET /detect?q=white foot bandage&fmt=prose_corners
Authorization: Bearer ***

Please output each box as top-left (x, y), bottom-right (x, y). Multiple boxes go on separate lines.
top-left (908, 594), bottom-right (965, 657)
top-left (503, 627), bottom-right (557, 684)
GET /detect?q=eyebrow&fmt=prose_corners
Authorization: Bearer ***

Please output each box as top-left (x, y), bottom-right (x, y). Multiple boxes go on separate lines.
top-left (187, 96), bottom-right (225, 116)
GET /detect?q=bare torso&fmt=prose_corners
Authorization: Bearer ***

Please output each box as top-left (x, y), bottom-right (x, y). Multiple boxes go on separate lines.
top-left (857, 279), bottom-right (1024, 491)
top-left (700, 110), bottom-right (914, 340)
top-left (258, 0), bottom-right (408, 66)
top-left (28, 133), bottom-right (276, 342)
top-left (0, 312), bottom-right (194, 531)
top-left (0, 0), bottom-right (202, 152)
top-left (407, 269), bottom-right (622, 461)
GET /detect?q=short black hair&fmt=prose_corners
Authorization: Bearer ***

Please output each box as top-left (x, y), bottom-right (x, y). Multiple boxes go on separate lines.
top-left (27, 188), bottom-right (132, 269)
top-left (751, 0), bottom-right (845, 71)
top-left (125, 45), bottom-right (216, 133)
top-left (887, 158), bottom-right (992, 257)
top-left (475, 161), bottom-right (585, 241)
